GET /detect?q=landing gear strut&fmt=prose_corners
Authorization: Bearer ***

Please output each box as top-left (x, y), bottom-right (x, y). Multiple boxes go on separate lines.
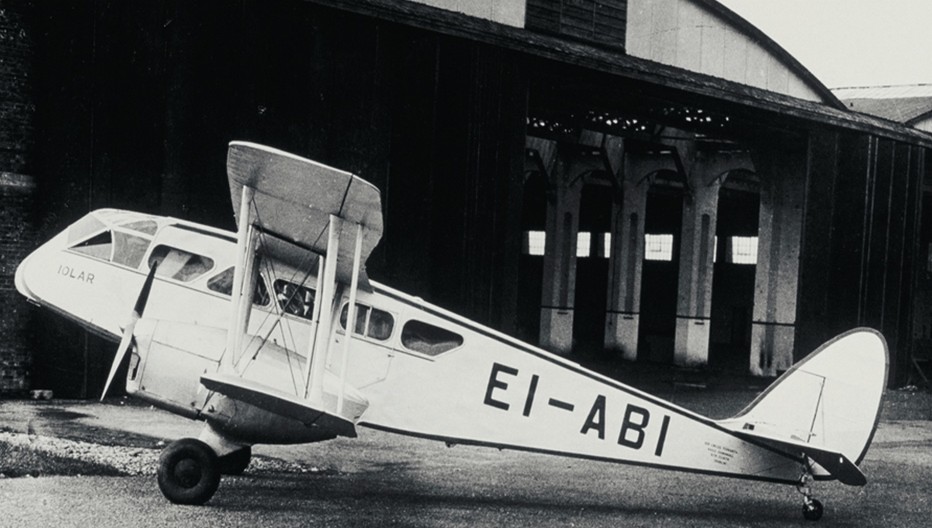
top-left (797, 470), bottom-right (824, 521)
top-left (218, 445), bottom-right (252, 475)
top-left (157, 438), bottom-right (221, 505)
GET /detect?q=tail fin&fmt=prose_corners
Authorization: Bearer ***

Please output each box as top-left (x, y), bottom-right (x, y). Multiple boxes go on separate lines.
top-left (719, 329), bottom-right (888, 472)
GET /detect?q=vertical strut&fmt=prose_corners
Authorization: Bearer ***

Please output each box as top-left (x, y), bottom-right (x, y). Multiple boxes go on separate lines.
top-left (338, 223), bottom-right (364, 416)
top-left (225, 185), bottom-right (256, 373)
top-left (305, 214), bottom-right (341, 403)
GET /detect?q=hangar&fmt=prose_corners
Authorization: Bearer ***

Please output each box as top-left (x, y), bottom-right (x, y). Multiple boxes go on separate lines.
top-left (1, 0), bottom-right (931, 397)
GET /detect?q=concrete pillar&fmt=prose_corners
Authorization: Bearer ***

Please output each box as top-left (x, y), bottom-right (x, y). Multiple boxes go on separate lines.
top-left (539, 178), bottom-right (582, 354)
top-left (750, 151), bottom-right (805, 376)
top-left (674, 162), bottom-right (722, 367)
top-left (604, 153), bottom-right (675, 360)
top-left (671, 150), bottom-right (754, 367)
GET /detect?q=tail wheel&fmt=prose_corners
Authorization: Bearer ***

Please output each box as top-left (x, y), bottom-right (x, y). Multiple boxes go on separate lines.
top-left (218, 446), bottom-right (252, 476)
top-left (803, 498), bottom-right (824, 521)
top-left (157, 438), bottom-right (221, 505)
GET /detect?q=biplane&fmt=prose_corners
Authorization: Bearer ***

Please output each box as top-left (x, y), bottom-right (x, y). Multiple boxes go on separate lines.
top-left (15, 142), bottom-right (887, 521)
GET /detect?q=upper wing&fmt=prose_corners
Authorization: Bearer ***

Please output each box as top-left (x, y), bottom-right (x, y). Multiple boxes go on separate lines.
top-left (227, 141), bottom-right (383, 290)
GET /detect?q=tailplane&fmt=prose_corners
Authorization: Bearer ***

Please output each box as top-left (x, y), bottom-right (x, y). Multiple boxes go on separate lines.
top-left (718, 328), bottom-right (888, 482)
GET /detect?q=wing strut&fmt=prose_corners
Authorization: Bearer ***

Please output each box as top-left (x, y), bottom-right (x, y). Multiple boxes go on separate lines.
top-left (304, 214), bottom-right (341, 402)
top-left (337, 222), bottom-right (364, 415)
top-left (225, 185), bottom-right (258, 372)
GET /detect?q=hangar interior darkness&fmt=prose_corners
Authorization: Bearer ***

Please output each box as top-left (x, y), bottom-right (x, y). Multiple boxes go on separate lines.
top-left (2, 0), bottom-right (932, 397)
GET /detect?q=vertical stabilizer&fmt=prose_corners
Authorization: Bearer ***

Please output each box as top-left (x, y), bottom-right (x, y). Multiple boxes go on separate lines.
top-left (719, 329), bottom-right (888, 467)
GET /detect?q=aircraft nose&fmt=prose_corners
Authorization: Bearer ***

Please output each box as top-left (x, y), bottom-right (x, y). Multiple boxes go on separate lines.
top-left (14, 252), bottom-right (37, 303)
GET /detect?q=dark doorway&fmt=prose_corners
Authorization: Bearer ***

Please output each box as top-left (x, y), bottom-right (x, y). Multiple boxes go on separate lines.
top-left (709, 185), bottom-right (760, 370)
top-left (516, 171), bottom-right (547, 344)
top-left (638, 183), bottom-right (683, 363)
top-left (573, 183), bottom-right (613, 354)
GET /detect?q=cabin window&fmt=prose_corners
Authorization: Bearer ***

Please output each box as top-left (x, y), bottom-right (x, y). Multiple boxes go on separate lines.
top-left (148, 245), bottom-right (214, 282)
top-left (274, 279), bottom-right (316, 319)
top-left (206, 267), bottom-right (270, 306)
top-left (339, 303), bottom-right (394, 341)
top-left (401, 320), bottom-right (463, 356)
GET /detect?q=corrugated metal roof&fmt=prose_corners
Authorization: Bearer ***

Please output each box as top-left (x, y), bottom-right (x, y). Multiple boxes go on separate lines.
top-left (834, 84), bottom-right (932, 99)
top-left (833, 84), bottom-right (932, 125)
top-left (841, 97), bottom-right (932, 124)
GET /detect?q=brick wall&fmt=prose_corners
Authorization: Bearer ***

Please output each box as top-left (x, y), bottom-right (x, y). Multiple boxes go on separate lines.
top-left (0, 0), bottom-right (36, 394)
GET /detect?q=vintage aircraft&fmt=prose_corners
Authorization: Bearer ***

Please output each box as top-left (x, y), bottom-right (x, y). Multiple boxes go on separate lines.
top-left (15, 141), bottom-right (887, 521)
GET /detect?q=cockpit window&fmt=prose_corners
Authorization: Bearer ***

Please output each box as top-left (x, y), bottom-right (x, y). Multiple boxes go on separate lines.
top-left (112, 232), bottom-right (150, 269)
top-left (71, 232), bottom-right (113, 260)
top-left (401, 320), bottom-right (463, 356)
top-left (120, 219), bottom-right (158, 236)
top-left (274, 279), bottom-right (316, 319)
top-left (68, 213), bottom-right (157, 269)
top-left (68, 215), bottom-right (108, 245)
top-left (206, 267), bottom-right (270, 306)
top-left (339, 303), bottom-right (394, 341)
top-left (148, 245), bottom-right (214, 282)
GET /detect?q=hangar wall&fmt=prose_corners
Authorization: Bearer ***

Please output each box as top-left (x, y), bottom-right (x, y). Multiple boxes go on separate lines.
top-left (0, 0), bottom-right (35, 394)
top-left (7, 0), bottom-right (527, 397)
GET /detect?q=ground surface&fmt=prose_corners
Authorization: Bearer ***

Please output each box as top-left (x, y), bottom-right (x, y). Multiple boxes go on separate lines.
top-left (1, 386), bottom-right (930, 527)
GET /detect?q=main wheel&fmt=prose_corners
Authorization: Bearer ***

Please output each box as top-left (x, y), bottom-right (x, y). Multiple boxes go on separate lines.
top-left (802, 498), bottom-right (824, 521)
top-left (218, 446), bottom-right (252, 476)
top-left (157, 438), bottom-right (221, 505)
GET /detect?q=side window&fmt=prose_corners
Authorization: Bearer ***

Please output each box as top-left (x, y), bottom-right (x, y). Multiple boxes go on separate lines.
top-left (339, 303), bottom-right (394, 341)
top-left (401, 320), bottom-right (463, 356)
top-left (148, 245), bottom-right (215, 282)
top-left (367, 308), bottom-right (394, 340)
top-left (274, 279), bottom-right (316, 319)
top-left (206, 267), bottom-right (270, 306)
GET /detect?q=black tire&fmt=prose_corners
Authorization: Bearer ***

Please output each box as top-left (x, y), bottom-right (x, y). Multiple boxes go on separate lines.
top-left (157, 438), bottom-right (221, 505)
top-left (218, 446), bottom-right (252, 476)
top-left (803, 498), bottom-right (824, 521)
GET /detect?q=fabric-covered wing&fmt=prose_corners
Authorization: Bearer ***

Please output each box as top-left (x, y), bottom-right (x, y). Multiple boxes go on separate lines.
top-left (227, 141), bottom-right (383, 289)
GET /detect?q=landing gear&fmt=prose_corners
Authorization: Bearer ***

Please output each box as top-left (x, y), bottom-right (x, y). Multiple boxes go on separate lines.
top-left (218, 446), bottom-right (252, 475)
top-left (157, 438), bottom-right (221, 505)
top-left (797, 470), bottom-right (824, 521)
top-left (803, 497), bottom-right (824, 521)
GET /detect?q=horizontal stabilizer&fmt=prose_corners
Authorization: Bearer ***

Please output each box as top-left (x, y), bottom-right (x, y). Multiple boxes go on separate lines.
top-left (227, 141), bottom-right (383, 289)
top-left (201, 373), bottom-right (357, 438)
top-left (733, 430), bottom-right (866, 486)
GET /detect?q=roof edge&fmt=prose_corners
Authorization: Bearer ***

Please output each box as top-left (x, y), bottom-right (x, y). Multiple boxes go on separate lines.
top-left (304, 0), bottom-right (932, 147)
top-left (694, 0), bottom-right (845, 110)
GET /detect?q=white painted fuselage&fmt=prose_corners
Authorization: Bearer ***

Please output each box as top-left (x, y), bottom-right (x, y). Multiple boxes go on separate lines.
top-left (17, 209), bottom-right (813, 484)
